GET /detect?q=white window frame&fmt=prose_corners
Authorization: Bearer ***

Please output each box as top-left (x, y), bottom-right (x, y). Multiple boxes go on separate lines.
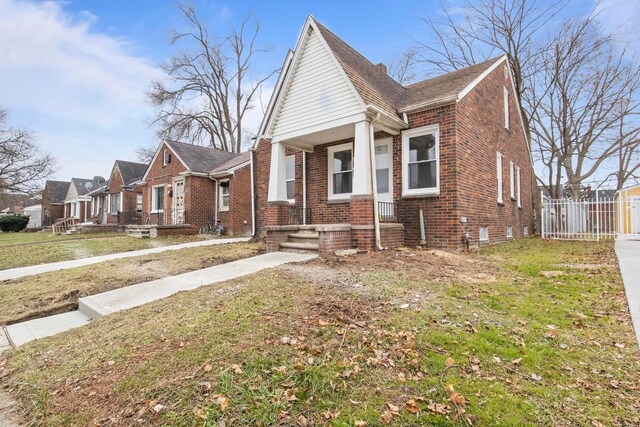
top-left (402, 124), bottom-right (440, 197)
top-left (506, 226), bottom-right (513, 239)
top-left (219, 179), bottom-right (230, 212)
top-left (479, 226), bottom-right (489, 242)
top-left (504, 86), bottom-right (510, 130)
top-left (136, 193), bottom-right (143, 212)
top-left (151, 185), bottom-right (164, 213)
top-left (523, 226), bottom-right (529, 236)
top-left (509, 160), bottom-right (515, 199)
top-left (286, 155), bottom-right (295, 203)
top-left (497, 152), bottom-right (504, 204)
top-left (517, 166), bottom-right (522, 208)
top-left (327, 142), bottom-right (354, 201)
top-left (162, 149), bottom-right (169, 167)
top-left (109, 193), bottom-right (121, 214)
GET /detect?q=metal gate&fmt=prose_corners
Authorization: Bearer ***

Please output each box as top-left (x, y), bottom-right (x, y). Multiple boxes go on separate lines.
top-left (542, 193), bottom-right (640, 241)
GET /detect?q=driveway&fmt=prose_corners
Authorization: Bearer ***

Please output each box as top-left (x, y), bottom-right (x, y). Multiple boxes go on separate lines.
top-left (615, 239), bottom-right (640, 348)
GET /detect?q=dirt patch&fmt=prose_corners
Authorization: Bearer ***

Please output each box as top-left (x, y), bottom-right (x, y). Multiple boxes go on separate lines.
top-left (0, 390), bottom-right (22, 427)
top-left (540, 270), bottom-right (566, 278)
top-left (553, 263), bottom-right (611, 270)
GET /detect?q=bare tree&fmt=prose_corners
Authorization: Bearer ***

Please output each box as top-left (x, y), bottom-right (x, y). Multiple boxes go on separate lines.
top-left (0, 108), bottom-right (56, 196)
top-left (414, 0), bottom-right (568, 137)
top-left (528, 19), bottom-right (640, 199)
top-left (148, 5), bottom-right (277, 153)
top-left (387, 49), bottom-right (420, 85)
top-left (135, 144), bottom-right (157, 164)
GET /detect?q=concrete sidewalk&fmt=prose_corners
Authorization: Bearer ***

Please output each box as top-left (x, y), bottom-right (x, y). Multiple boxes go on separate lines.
top-left (615, 239), bottom-right (640, 349)
top-left (4, 251), bottom-right (316, 348)
top-left (0, 237), bottom-right (250, 281)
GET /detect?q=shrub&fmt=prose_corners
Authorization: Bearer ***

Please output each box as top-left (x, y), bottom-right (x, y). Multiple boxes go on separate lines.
top-left (0, 215), bottom-right (30, 232)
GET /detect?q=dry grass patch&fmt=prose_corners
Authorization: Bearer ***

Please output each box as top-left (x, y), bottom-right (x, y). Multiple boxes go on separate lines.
top-left (0, 242), bottom-right (263, 325)
top-left (1, 238), bottom-right (638, 426)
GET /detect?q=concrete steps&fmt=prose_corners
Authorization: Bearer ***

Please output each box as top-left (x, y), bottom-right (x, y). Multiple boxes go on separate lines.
top-left (126, 227), bottom-right (150, 238)
top-left (280, 229), bottom-right (319, 253)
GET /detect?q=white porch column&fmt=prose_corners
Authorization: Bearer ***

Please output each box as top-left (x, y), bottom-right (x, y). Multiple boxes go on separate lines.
top-left (267, 141), bottom-right (288, 202)
top-left (352, 120), bottom-right (373, 195)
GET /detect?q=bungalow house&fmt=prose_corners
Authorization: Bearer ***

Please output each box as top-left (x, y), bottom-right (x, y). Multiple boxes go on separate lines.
top-left (137, 140), bottom-right (253, 235)
top-left (101, 160), bottom-right (148, 225)
top-left (63, 178), bottom-right (99, 222)
top-left (87, 182), bottom-right (108, 224)
top-left (254, 17), bottom-right (533, 253)
top-left (41, 180), bottom-right (70, 225)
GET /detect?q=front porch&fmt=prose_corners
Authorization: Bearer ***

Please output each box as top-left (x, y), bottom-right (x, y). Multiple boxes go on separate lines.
top-left (266, 221), bottom-right (404, 255)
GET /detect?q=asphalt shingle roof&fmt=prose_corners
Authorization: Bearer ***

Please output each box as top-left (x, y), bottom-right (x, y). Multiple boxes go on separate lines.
top-left (115, 160), bottom-right (148, 186)
top-left (71, 178), bottom-right (100, 196)
top-left (210, 151), bottom-right (251, 175)
top-left (165, 140), bottom-right (239, 174)
top-left (43, 180), bottom-right (70, 203)
top-left (311, 17), bottom-right (503, 115)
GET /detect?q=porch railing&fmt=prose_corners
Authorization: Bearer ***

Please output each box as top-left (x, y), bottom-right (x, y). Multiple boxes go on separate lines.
top-left (143, 208), bottom-right (187, 226)
top-left (378, 201), bottom-right (398, 223)
top-left (277, 205), bottom-right (311, 225)
top-left (117, 211), bottom-right (143, 226)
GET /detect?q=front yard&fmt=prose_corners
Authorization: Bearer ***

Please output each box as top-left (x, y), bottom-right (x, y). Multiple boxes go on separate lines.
top-left (0, 242), bottom-right (264, 325)
top-left (1, 239), bottom-right (638, 426)
top-left (0, 232), bottom-right (210, 270)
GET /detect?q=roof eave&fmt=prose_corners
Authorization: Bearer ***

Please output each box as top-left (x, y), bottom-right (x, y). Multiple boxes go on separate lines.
top-left (397, 96), bottom-right (457, 114)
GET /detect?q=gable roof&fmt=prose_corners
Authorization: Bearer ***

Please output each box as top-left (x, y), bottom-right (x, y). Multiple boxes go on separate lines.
top-left (210, 151), bottom-right (251, 176)
top-left (164, 140), bottom-right (239, 174)
top-left (399, 57), bottom-right (505, 111)
top-left (43, 180), bottom-right (70, 203)
top-left (70, 178), bottom-right (100, 196)
top-left (313, 19), bottom-right (405, 119)
top-left (114, 160), bottom-right (148, 186)
top-left (86, 183), bottom-right (108, 197)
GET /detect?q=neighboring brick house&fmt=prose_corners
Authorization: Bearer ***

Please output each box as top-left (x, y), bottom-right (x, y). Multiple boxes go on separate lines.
top-left (137, 140), bottom-right (252, 235)
top-left (209, 152), bottom-right (253, 236)
top-left (41, 180), bottom-right (70, 225)
top-left (63, 178), bottom-right (99, 222)
top-left (87, 181), bottom-right (108, 224)
top-left (255, 16), bottom-right (533, 253)
top-left (97, 160), bottom-right (148, 225)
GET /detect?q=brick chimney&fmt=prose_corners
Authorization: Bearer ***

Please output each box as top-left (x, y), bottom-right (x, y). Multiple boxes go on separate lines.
top-left (376, 63), bottom-right (387, 74)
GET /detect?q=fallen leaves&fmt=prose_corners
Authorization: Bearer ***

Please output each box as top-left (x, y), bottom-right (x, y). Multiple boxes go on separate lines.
top-left (445, 383), bottom-right (467, 407)
top-left (212, 394), bottom-right (230, 412)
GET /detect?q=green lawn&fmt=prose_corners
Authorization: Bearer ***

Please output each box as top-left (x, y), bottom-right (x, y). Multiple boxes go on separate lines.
top-left (0, 233), bottom-right (211, 270)
top-left (1, 238), bottom-right (638, 426)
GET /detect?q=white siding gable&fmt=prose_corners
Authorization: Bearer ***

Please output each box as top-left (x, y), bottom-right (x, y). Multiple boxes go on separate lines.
top-left (271, 27), bottom-right (363, 141)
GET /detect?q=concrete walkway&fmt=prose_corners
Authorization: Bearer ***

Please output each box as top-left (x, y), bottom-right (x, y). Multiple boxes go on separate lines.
top-left (0, 237), bottom-right (250, 281)
top-left (615, 239), bottom-right (640, 348)
top-left (3, 251), bottom-right (316, 348)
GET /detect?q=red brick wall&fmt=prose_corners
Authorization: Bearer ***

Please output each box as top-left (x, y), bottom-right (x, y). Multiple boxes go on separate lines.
top-left (455, 62), bottom-right (533, 246)
top-left (186, 175), bottom-right (216, 229)
top-left (209, 166), bottom-right (253, 236)
top-left (139, 142), bottom-right (187, 226)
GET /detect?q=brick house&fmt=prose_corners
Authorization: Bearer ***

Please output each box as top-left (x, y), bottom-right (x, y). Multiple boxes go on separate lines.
top-left (63, 178), bottom-right (99, 222)
top-left (255, 17), bottom-right (533, 254)
top-left (137, 140), bottom-right (253, 235)
top-left (41, 180), bottom-right (70, 225)
top-left (98, 160), bottom-right (148, 225)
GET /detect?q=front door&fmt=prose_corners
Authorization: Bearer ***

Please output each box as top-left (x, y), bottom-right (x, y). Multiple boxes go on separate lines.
top-left (375, 138), bottom-right (394, 219)
top-left (173, 179), bottom-right (185, 224)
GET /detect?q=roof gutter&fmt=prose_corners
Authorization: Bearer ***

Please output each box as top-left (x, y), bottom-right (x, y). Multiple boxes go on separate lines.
top-left (365, 104), bottom-right (409, 131)
top-left (397, 96), bottom-right (457, 114)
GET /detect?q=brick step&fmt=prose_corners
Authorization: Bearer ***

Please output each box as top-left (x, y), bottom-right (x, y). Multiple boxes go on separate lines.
top-left (126, 229), bottom-right (150, 238)
top-left (280, 241), bottom-right (319, 252)
top-left (297, 225), bottom-right (317, 231)
top-left (288, 232), bottom-right (319, 239)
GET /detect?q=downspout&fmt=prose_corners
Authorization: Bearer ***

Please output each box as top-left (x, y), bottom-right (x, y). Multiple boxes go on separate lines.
top-left (369, 113), bottom-right (383, 250)
top-left (302, 151), bottom-right (307, 225)
top-left (250, 150), bottom-right (256, 236)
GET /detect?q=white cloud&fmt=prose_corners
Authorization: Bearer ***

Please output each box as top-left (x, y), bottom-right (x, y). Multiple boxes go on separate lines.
top-left (0, 0), bottom-right (161, 180)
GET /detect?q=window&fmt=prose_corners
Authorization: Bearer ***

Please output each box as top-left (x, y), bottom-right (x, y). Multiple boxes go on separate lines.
top-left (523, 226), bottom-right (529, 236)
top-left (327, 143), bottom-right (353, 200)
top-left (402, 125), bottom-right (439, 196)
top-left (71, 202), bottom-right (77, 218)
top-left (109, 193), bottom-right (121, 214)
top-left (506, 226), bottom-right (513, 238)
top-left (286, 155), bottom-right (295, 202)
top-left (517, 166), bottom-right (522, 208)
top-left (219, 180), bottom-right (230, 211)
top-left (152, 186), bottom-right (164, 212)
top-left (504, 86), bottom-right (510, 130)
top-left (136, 194), bottom-right (143, 212)
top-left (162, 149), bottom-right (170, 166)
top-left (92, 197), bottom-right (99, 215)
top-left (479, 227), bottom-right (489, 242)
top-left (497, 152), bottom-right (503, 204)
top-left (509, 160), bottom-right (515, 199)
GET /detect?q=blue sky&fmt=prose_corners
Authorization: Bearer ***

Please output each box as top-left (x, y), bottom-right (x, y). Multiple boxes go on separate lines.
top-left (0, 0), bottom-right (637, 182)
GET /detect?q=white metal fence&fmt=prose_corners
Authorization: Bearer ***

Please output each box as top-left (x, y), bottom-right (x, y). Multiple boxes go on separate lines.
top-left (541, 194), bottom-right (640, 241)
